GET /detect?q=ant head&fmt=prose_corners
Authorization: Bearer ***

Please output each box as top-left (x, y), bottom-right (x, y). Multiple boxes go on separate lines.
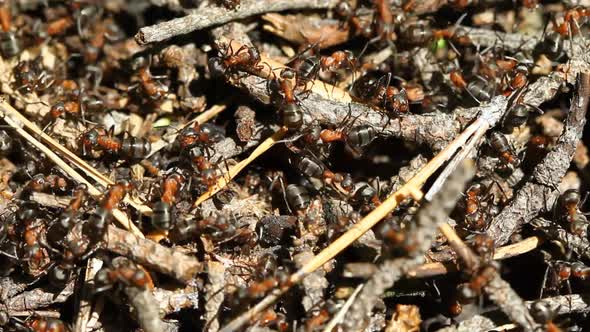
top-left (208, 57), bottom-right (225, 78)
top-left (280, 68), bottom-right (295, 80)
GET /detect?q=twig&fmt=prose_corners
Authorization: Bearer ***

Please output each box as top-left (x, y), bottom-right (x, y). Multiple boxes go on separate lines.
top-left (531, 217), bottom-right (590, 260)
top-left (487, 73), bottom-right (590, 246)
top-left (0, 101), bottom-right (144, 237)
top-left (345, 160), bottom-right (475, 330)
top-left (204, 261), bottom-right (225, 332)
top-left (7, 281), bottom-right (75, 311)
top-left (192, 127), bottom-right (288, 207)
top-left (9, 310), bottom-right (61, 318)
top-left (220, 97), bottom-right (511, 331)
top-left (321, 284), bottom-right (364, 332)
top-left (135, 0), bottom-right (339, 45)
top-left (153, 288), bottom-right (199, 316)
top-left (125, 285), bottom-right (165, 332)
top-left (105, 225), bottom-right (203, 283)
top-left (74, 258), bottom-right (104, 332)
top-left (241, 74), bottom-right (461, 151)
top-left (406, 236), bottom-right (541, 278)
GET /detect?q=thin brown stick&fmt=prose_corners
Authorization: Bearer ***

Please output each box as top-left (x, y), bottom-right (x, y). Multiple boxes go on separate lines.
top-left (406, 236), bottom-right (541, 278)
top-left (192, 127), bottom-right (288, 207)
top-left (135, 0), bottom-right (339, 45)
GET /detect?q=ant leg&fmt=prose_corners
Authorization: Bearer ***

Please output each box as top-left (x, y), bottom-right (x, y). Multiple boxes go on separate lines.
top-left (85, 65), bottom-right (103, 90)
top-left (539, 264), bottom-right (550, 299)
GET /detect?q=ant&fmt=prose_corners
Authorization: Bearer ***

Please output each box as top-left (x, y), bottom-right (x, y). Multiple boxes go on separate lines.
top-left (0, 0), bottom-right (20, 58)
top-left (278, 69), bottom-right (304, 130)
top-left (48, 88), bottom-right (104, 125)
top-left (469, 234), bottom-right (495, 262)
top-left (530, 300), bottom-right (562, 332)
top-left (94, 257), bottom-right (151, 294)
top-left (83, 180), bottom-right (130, 243)
top-left (151, 173), bottom-right (184, 230)
top-left (129, 56), bottom-right (169, 102)
top-left (553, 7), bottom-right (590, 38)
top-left (26, 316), bottom-right (71, 332)
top-left (80, 126), bottom-right (151, 160)
top-left (462, 182), bottom-right (501, 231)
top-left (285, 184), bottom-right (311, 212)
top-left (13, 57), bottom-right (54, 94)
top-left (320, 123), bottom-right (378, 158)
top-left (489, 131), bottom-right (521, 173)
top-left (208, 43), bottom-right (264, 78)
top-left (557, 189), bottom-right (588, 236)
top-left (20, 218), bottom-right (50, 275)
top-left (47, 184), bottom-right (87, 249)
top-left (457, 261), bottom-right (499, 303)
top-left (352, 73), bottom-right (410, 114)
top-left (46, 15), bottom-right (74, 36)
top-left (26, 173), bottom-right (70, 194)
top-left (319, 50), bottom-right (357, 73)
top-left (48, 249), bottom-right (77, 287)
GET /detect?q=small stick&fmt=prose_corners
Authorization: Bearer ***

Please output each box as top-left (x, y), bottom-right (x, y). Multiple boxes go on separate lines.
top-left (9, 310), bottom-right (61, 318)
top-left (125, 286), bottom-right (165, 332)
top-left (192, 127), bottom-right (288, 207)
top-left (7, 281), bottom-right (75, 312)
top-left (442, 294), bottom-right (590, 331)
top-left (135, 0), bottom-right (339, 45)
top-left (73, 258), bottom-right (104, 332)
top-left (0, 99), bottom-right (151, 217)
top-left (0, 102), bottom-right (144, 237)
top-left (406, 236), bottom-right (541, 278)
top-left (105, 225), bottom-right (203, 283)
top-left (321, 284), bottom-right (364, 332)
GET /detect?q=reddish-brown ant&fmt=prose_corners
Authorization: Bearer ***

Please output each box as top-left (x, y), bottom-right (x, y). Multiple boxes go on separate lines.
top-left (94, 257), bottom-right (152, 293)
top-left (209, 43), bottom-right (263, 78)
top-left (151, 173), bottom-right (184, 230)
top-left (26, 316), bottom-right (70, 332)
top-left (26, 173), bottom-right (69, 194)
top-left (553, 7), bottom-right (590, 37)
top-left (457, 262), bottom-right (499, 302)
top-left (83, 181), bottom-right (130, 243)
top-left (489, 131), bottom-right (521, 172)
top-left (80, 127), bottom-right (151, 160)
top-left (13, 57), bottom-right (54, 94)
top-left (46, 16), bottom-right (74, 36)
top-left (47, 184), bottom-right (87, 248)
top-left (558, 189), bottom-right (588, 235)
top-left (0, 0), bottom-right (19, 58)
